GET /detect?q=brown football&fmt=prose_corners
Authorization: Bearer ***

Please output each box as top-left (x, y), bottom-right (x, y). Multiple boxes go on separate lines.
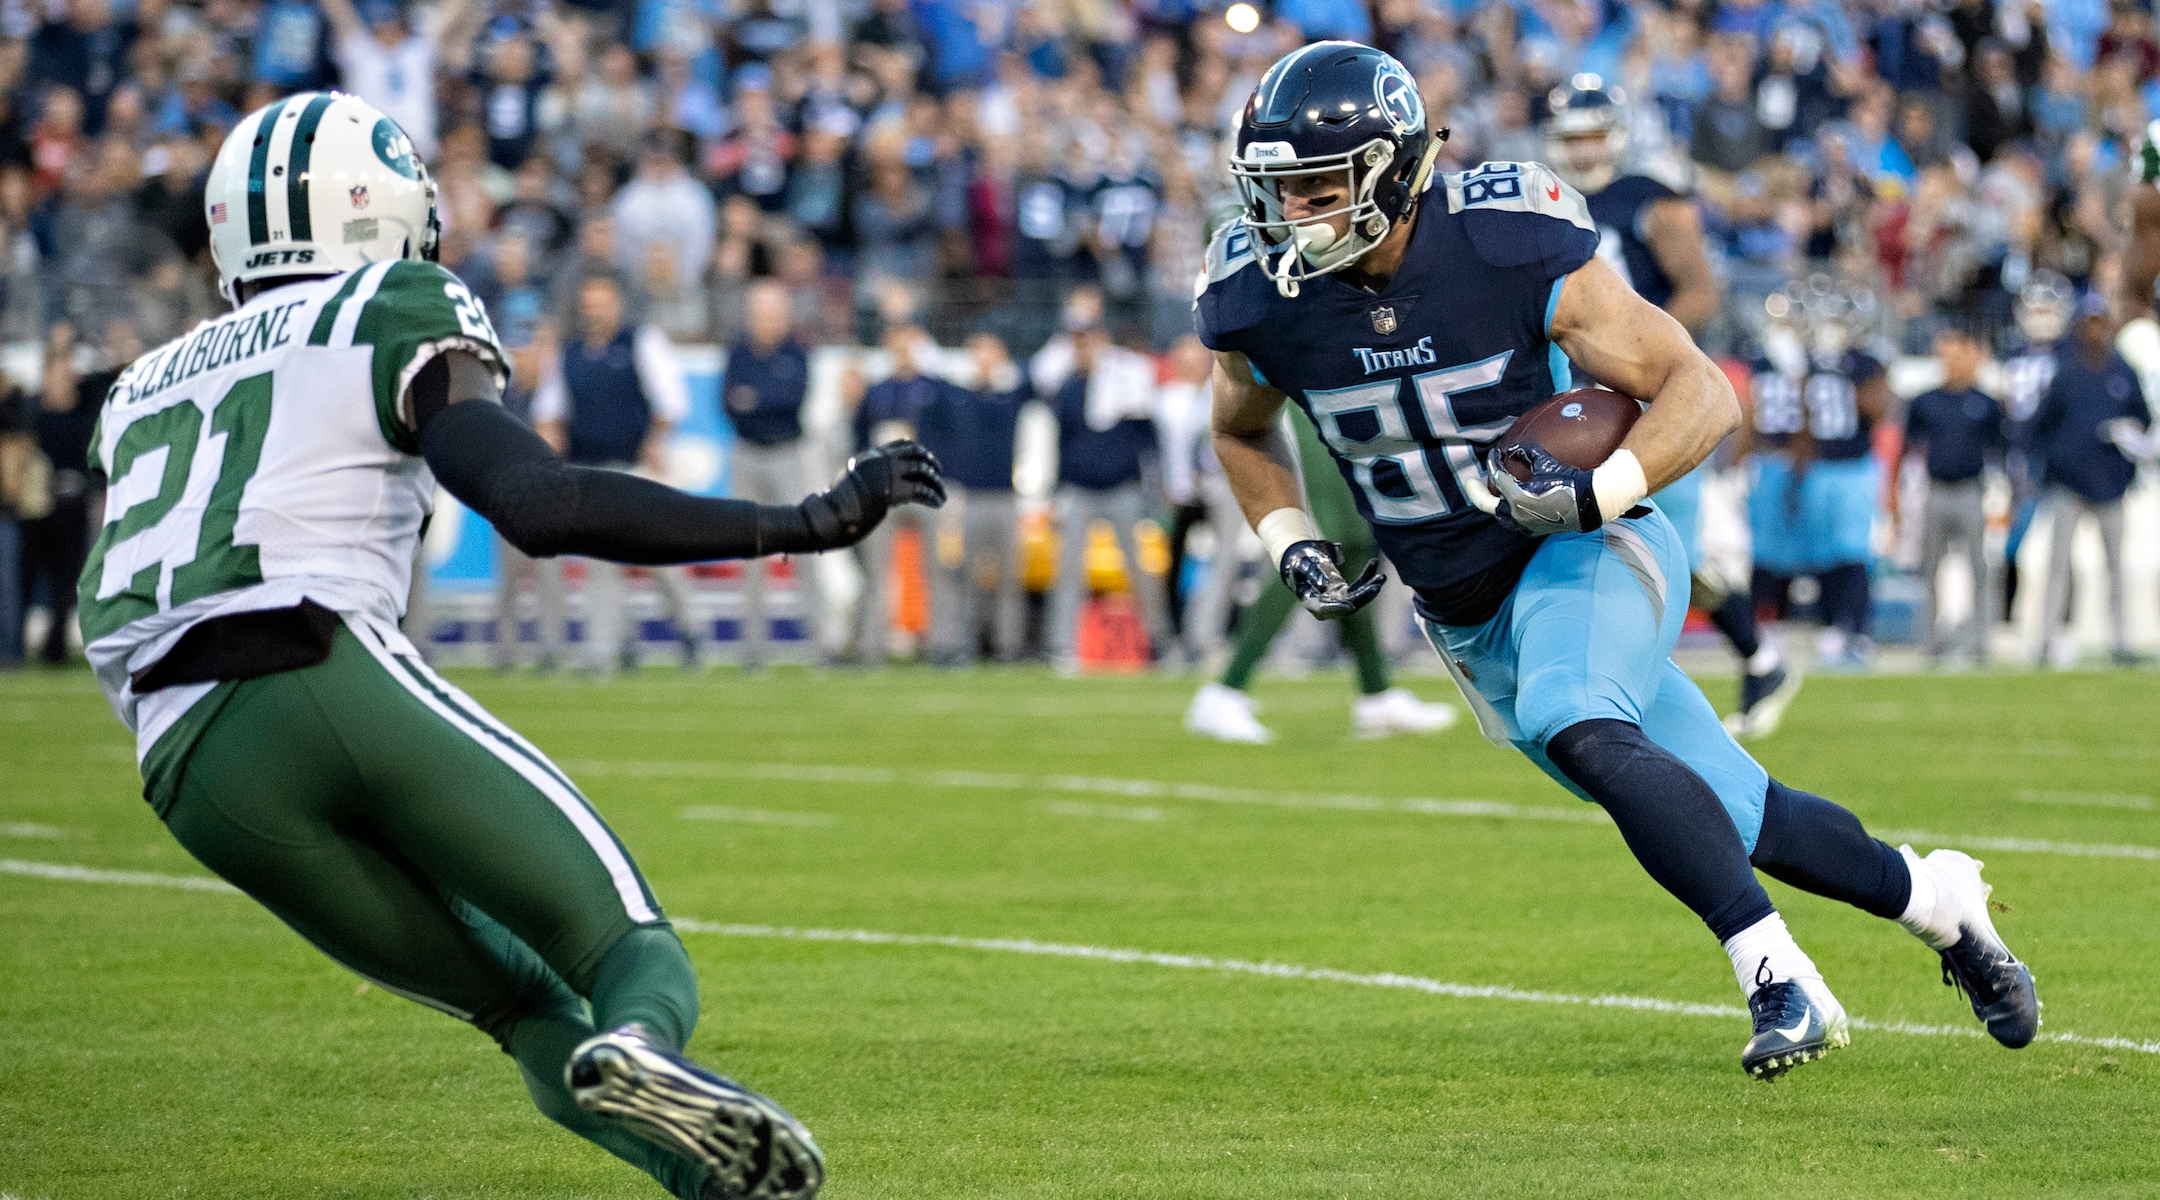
top-left (1498, 388), bottom-right (1643, 480)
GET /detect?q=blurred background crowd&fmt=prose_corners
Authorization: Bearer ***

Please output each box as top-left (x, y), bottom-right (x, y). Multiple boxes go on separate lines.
top-left (0, 0), bottom-right (2157, 684)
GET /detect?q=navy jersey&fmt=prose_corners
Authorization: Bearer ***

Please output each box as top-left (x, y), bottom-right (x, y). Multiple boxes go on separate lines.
top-left (1584, 174), bottom-right (1680, 309)
top-left (1196, 161), bottom-right (1598, 625)
top-left (1748, 351), bottom-right (1880, 460)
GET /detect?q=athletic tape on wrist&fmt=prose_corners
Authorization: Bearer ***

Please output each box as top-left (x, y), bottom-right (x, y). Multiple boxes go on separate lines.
top-left (1256, 507), bottom-right (1322, 568)
top-left (1592, 449), bottom-right (1648, 522)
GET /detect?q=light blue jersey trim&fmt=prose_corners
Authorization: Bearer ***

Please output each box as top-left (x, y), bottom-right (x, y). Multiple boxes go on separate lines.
top-left (1248, 359), bottom-right (1271, 388)
top-left (1544, 278), bottom-right (1571, 391)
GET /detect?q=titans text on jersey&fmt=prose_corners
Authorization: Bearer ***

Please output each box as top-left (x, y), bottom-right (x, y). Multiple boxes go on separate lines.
top-left (1197, 160), bottom-right (1598, 625)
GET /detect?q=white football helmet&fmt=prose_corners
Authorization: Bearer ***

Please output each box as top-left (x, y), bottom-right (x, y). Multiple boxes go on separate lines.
top-left (206, 91), bottom-right (439, 305)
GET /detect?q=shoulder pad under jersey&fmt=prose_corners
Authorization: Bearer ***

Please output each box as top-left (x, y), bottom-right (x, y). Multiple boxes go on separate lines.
top-left (1194, 219), bottom-right (1273, 351)
top-left (1442, 161), bottom-right (1599, 276)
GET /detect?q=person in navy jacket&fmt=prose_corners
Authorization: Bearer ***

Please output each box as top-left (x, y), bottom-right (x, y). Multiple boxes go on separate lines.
top-left (849, 324), bottom-right (945, 664)
top-left (918, 333), bottom-right (1031, 663)
top-left (724, 281), bottom-right (816, 668)
top-left (1896, 322), bottom-right (2004, 664)
top-left (2029, 292), bottom-right (2152, 666)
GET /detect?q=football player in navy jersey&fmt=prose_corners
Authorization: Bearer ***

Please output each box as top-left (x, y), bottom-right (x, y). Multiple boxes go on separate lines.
top-left (1199, 42), bottom-right (2037, 1079)
top-left (1544, 74), bottom-right (1798, 739)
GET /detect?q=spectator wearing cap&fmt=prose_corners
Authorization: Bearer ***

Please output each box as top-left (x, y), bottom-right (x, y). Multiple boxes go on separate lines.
top-left (1895, 323), bottom-right (2006, 664)
top-left (533, 272), bottom-right (707, 677)
top-left (848, 325), bottom-right (944, 664)
top-left (1035, 295), bottom-right (1172, 671)
top-left (918, 332), bottom-right (1031, 665)
top-left (491, 316), bottom-right (567, 671)
top-left (611, 130), bottom-right (716, 285)
top-left (2028, 292), bottom-right (2151, 666)
top-left (725, 281), bottom-right (818, 669)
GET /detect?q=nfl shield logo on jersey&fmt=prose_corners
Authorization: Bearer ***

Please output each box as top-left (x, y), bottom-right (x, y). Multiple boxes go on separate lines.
top-left (349, 185), bottom-right (370, 209)
top-left (1371, 306), bottom-right (1398, 335)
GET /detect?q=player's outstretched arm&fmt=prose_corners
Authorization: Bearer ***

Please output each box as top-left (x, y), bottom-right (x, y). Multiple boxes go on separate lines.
top-left (415, 351), bottom-right (944, 564)
top-left (1550, 254), bottom-right (1741, 500)
top-left (1211, 349), bottom-right (1383, 619)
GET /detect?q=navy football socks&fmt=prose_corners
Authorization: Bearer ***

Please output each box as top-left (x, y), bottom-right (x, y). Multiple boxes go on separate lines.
top-left (1749, 780), bottom-right (1911, 918)
top-left (1545, 720), bottom-right (1775, 941)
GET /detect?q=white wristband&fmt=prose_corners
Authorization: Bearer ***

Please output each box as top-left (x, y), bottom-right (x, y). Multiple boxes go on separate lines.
top-left (1256, 507), bottom-right (1323, 568)
top-left (1591, 449), bottom-right (1649, 522)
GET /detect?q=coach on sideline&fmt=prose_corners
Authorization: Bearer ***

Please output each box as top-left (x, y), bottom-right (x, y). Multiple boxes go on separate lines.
top-left (535, 272), bottom-right (707, 677)
top-left (725, 281), bottom-right (817, 668)
top-left (2028, 292), bottom-right (2151, 667)
top-left (1896, 322), bottom-right (2005, 666)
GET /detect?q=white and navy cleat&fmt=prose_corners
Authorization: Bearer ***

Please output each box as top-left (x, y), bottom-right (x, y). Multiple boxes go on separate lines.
top-left (1742, 975), bottom-right (1849, 1081)
top-left (1925, 849), bottom-right (2042, 1048)
top-left (568, 1024), bottom-right (824, 1199)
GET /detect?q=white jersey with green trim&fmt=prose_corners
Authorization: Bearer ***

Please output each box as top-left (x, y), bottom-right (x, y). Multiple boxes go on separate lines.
top-left (78, 257), bottom-right (506, 759)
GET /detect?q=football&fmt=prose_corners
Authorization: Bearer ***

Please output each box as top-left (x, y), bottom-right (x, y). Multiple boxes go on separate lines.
top-left (1497, 388), bottom-right (1644, 480)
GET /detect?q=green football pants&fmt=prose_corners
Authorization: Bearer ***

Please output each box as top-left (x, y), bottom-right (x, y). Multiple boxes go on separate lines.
top-left (1223, 407), bottom-right (1390, 695)
top-left (147, 620), bottom-right (709, 1200)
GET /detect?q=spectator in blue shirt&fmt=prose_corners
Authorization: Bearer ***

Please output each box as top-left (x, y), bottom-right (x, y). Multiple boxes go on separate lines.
top-left (2029, 294), bottom-right (2151, 665)
top-left (1897, 324), bottom-right (2005, 663)
top-left (725, 281), bottom-right (817, 668)
top-left (919, 332), bottom-right (1031, 664)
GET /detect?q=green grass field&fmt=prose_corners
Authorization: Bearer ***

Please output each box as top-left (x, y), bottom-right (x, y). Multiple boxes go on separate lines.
top-left (5, 661), bottom-right (2160, 1198)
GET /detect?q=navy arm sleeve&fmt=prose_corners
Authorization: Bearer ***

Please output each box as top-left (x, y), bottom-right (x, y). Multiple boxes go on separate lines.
top-left (411, 355), bottom-right (822, 563)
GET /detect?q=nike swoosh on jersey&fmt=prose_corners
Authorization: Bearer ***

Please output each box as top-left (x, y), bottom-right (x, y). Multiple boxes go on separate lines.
top-left (1547, 184), bottom-right (1560, 200)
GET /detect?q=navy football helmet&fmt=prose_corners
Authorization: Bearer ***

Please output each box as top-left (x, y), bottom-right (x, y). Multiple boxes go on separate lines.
top-left (1231, 42), bottom-right (1443, 297)
top-left (1544, 73), bottom-right (1628, 194)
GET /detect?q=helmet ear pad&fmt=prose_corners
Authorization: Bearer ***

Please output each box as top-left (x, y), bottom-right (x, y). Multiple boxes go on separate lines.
top-left (1370, 125), bottom-right (1434, 230)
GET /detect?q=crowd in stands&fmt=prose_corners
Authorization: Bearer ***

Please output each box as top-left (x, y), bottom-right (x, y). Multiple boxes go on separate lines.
top-left (3, 0), bottom-right (2159, 671)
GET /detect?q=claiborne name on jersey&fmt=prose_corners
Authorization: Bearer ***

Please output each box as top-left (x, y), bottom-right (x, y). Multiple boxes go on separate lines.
top-left (1352, 336), bottom-right (1439, 375)
top-left (112, 297), bottom-right (310, 407)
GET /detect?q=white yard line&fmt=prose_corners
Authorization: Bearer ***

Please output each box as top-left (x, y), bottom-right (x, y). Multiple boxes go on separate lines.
top-left (0, 823), bottom-right (72, 840)
top-left (7, 856), bottom-right (2154, 1057)
top-left (562, 758), bottom-right (2160, 862)
top-left (1, 859), bottom-right (240, 892)
top-left (681, 806), bottom-right (840, 827)
top-left (2016, 790), bottom-right (2155, 811)
top-left (1043, 801), bottom-right (1169, 821)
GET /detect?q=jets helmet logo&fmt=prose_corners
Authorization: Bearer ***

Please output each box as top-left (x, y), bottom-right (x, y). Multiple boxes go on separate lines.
top-left (1371, 306), bottom-right (1398, 335)
top-left (1373, 61), bottom-right (1423, 136)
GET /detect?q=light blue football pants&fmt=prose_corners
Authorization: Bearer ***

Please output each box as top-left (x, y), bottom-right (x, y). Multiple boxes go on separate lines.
top-left (1422, 507), bottom-right (1771, 850)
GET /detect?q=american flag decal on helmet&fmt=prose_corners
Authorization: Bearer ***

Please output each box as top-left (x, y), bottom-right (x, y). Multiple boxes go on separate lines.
top-left (210, 202), bottom-right (228, 224)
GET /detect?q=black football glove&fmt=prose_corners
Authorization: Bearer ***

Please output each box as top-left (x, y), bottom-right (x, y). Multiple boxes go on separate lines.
top-left (1486, 443), bottom-right (1649, 536)
top-left (1280, 539), bottom-right (1385, 620)
top-left (801, 439), bottom-right (947, 550)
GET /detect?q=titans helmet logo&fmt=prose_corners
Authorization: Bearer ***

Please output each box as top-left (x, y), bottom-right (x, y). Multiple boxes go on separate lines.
top-left (1374, 61), bottom-right (1424, 137)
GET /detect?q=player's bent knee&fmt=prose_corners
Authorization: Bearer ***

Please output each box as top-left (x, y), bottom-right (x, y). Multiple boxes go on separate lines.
top-left (1543, 718), bottom-right (1652, 788)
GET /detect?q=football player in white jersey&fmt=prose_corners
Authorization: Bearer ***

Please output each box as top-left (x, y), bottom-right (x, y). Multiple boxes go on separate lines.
top-left (75, 93), bottom-right (945, 1200)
